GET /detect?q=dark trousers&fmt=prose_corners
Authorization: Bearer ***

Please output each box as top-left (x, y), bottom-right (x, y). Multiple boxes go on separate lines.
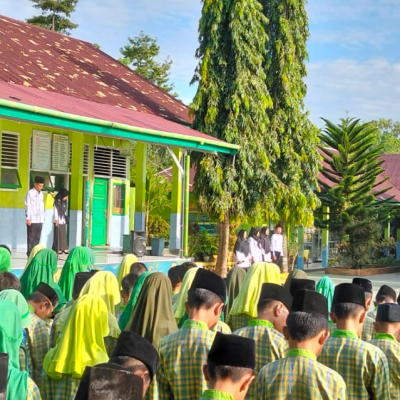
top-left (273, 251), bottom-right (282, 267)
top-left (27, 223), bottom-right (43, 256)
top-left (52, 224), bottom-right (68, 253)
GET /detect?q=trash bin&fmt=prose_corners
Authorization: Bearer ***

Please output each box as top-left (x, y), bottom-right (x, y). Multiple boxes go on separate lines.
top-left (151, 237), bottom-right (165, 257)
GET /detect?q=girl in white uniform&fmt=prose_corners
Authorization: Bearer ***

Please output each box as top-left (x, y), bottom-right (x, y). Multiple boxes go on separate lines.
top-left (234, 230), bottom-right (251, 269)
top-left (248, 227), bottom-right (263, 263)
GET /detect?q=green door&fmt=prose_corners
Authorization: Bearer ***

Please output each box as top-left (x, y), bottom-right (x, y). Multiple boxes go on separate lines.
top-left (91, 178), bottom-right (108, 246)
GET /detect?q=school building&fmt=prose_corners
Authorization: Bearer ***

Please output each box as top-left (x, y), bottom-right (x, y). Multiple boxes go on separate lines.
top-left (0, 15), bottom-right (238, 254)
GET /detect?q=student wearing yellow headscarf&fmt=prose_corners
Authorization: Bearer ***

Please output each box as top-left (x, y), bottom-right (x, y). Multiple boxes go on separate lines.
top-left (43, 294), bottom-right (109, 400)
top-left (80, 271), bottom-right (121, 355)
top-left (116, 254), bottom-right (137, 289)
top-left (228, 262), bottom-right (281, 331)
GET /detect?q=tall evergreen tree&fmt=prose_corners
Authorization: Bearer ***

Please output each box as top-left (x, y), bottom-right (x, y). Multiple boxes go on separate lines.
top-left (259, 0), bottom-right (320, 267)
top-left (191, 0), bottom-right (279, 276)
top-left (318, 118), bottom-right (394, 267)
top-left (26, 0), bottom-right (79, 35)
top-left (120, 32), bottom-right (177, 96)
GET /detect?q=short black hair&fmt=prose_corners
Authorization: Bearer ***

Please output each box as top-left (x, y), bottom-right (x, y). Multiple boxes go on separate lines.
top-left (168, 267), bottom-right (181, 287)
top-left (109, 356), bottom-right (148, 375)
top-left (257, 298), bottom-right (278, 314)
top-left (187, 288), bottom-right (223, 310)
top-left (28, 291), bottom-right (51, 306)
top-left (121, 273), bottom-right (139, 295)
top-left (0, 272), bottom-right (21, 292)
top-left (286, 311), bottom-right (328, 341)
top-left (207, 359), bottom-right (254, 383)
top-left (130, 262), bottom-right (148, 275)
top-left (332, 302), bottom-right (365, 320)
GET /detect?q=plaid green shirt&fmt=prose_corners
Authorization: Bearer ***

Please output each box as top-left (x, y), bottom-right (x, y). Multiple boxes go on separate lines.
top-left (214, 321), bottom-right (232, 334)
top-left (361, 315), bottom-right (375, 341)
top-left (27, 377), bottom-right (42, 400)
top-left (43, 374), bottom-right (80, 400)
top-left (370, 333), bottom-right (400, 400)
top-left (26, 311), bottom-right (49, 393)
top-left (318, 329), bottom-right (390, 400)
top-left (235, 319), bottom-right (288, 400)
top-left (154, 319), bottom-right (216, 400)
top-left (258, 349), bottom-right (346, 399)
top-left (228, 313), bottom-right (250, 332)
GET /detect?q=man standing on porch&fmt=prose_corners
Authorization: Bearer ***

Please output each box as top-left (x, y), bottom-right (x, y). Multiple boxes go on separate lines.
top-left (25, 176), bottom-right (45, 257)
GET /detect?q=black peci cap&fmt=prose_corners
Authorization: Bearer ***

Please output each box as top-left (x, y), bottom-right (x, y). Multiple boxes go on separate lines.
top-left (190, 268), bottom-right (227, 303)
top-left (376, 285), bottom-right (396, 302)
top-left (34, 176), bottom-right (45, 184)
top-left (208, 332), bottom-right (256, 370)
top-left (35, 282), bottom-right (59, 308)
top-left (376, 303), bottom-right (400, 323)
top-left (291, 289), bottom-right (328, 319)
top-left (258, 283), bottom-right (292, 310)
top-left (111, 331), bottom-right (159, 381)
top-left (352, 278), bottom-right (373, 294)
top-left (72, 270), bottom-right (99, 299)
top-left (333, 283), bottom-right (366, 309)
top-left (290, 279), bottom-right (315, 296)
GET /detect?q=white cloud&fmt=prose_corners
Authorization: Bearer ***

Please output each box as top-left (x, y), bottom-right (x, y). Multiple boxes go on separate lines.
top-left (306, 58), bottom-right (400, 126)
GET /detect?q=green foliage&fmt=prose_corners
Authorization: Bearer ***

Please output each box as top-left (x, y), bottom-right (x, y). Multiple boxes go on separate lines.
top-left (259, 0), bottom-right (320, 228)
top-left (191, 0), bottom-right (278, 220)
top-left (148, 215), bottom-right (170, 242)
top-left (120, 32), bottom-right (178, 96)
top-left (26, 0), bottom-right (78, 35)
top-left (318, 117), bottom-right (396, 268)
top-left (370, 118), bottom-right (400, 154)
top-left (188, 230), bottom-right (219, 259)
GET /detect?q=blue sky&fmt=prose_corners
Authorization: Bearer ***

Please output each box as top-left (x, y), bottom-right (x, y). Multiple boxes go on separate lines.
top-left (2, 0), bottom-right (400, 126)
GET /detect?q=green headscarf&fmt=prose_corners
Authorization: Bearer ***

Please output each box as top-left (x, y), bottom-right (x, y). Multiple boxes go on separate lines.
top-left (85, 247), bottom-right (96, 268)
top-left (0, 248), bottom-right (11, 272)
top-left (229, 262), bottom-right (281, 319)
top-left (0, 289), bottom-right (31, 328)
top-left (128, 273), bottom-right (178, 348)
top-left (283, 269), bottom-right (308, 292)
top-left (119, 271), bottom-right (152, 330)
top-left (24, 244), bottom-right (46, 271)
top-left (20, 249), bottom-right (58, 299)
top-left (58, 246), bottom-right (91, 301)
top-left (316, 276), bottom-right (335, 322)
top-left (0, 299), bottom-right (28, 400)
top-left (226, 267), bottom-right (247, 318)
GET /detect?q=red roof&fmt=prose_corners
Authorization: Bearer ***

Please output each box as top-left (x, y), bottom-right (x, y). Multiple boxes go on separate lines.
top-left (0, 15), bottom-right (191, 125)
top-left (0, 80), bottom-right (223, 143)
top-left (380, 154), bottom-right (400, 189)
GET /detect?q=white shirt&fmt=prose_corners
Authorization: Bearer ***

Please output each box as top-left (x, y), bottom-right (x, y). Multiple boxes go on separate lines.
top-left (235, 250), bottom-right (252, 268)
top-left (53, 204), bottom-right (67, 225)
top-left (248, 237), bottom-right (263, 263)
top-left (25, 188), bottom-right (45, 223)
top-left (271, 233), bottom-right (283, 254)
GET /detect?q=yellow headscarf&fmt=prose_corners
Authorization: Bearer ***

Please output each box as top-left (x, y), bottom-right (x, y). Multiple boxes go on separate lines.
top-left (23, 244), bottom-right (46, 272)
top-left (116, 254), bottom-right (138, 289)
top-left (43, 294), bottom-right (109, 379)
top-left (229, 262), bottom-right (281, 318)
top-left (173, 267), bottom-right (199, 323)
top-left (80, 271), bottom-right (121, 338)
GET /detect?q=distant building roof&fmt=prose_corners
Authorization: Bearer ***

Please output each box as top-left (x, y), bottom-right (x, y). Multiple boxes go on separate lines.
top-left (0, 14), bottom-right (191, 125)
top-left (380, 154), bottom-right (400, 189)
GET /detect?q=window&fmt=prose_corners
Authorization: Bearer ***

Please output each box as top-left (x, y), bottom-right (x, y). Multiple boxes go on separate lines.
top-left (93, 146), bottom-right (128, 178)
top-left (83, 144), bottom-right (90, 176)
top-left (113, 183), bottom-right (126, 215)
top-left (1, 132), bottom-right (21, 189)
top-left (30, 171), bottom-right (55, 191)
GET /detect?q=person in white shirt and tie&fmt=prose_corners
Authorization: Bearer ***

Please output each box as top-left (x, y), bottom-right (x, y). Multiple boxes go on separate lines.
top-left (24, 176), bottom-right (45, 256)
top-left (270, 224), bottom-right (283, 268)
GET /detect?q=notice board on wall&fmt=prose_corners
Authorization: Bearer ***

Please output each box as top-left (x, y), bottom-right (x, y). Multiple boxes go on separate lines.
top-left (31, 130), bottom-right (51, 170)
top-left (52, 133), bottom-right (70, 172)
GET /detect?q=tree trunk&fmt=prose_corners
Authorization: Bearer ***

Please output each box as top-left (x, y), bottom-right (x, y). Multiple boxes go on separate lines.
top-left (215, 211), bottom-right (230, 277)
top-left (280, 221), bottom-right (288, 273)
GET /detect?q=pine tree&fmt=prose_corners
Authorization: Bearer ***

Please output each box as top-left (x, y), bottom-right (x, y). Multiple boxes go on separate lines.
top-left (26, 0), bottom-right (79, 35)
top-left (190, 0), bottom-right (279, 276)
top-left (120, 32), bottom-right (177, 96)
top-left (318, 118), bottom-right (394, 267)
top-left (259, 0), bottom-right (321, 268)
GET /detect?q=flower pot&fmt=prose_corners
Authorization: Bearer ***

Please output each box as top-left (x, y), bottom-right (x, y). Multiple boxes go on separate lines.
top-left (151, 237), bottom-right (165, 257)
top-left (203, 255), bottom-right (211, 262)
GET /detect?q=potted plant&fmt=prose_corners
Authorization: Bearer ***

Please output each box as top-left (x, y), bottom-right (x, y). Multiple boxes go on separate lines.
top-left (148, 215), bottom-right (170, 257)
top-left (198, 230), bottom-right (219, 262)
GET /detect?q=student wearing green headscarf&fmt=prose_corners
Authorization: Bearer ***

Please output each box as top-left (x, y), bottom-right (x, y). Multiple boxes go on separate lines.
top-left (128, 272), bottom-right (178, 349)
top-left (226, 266), bottom-right (247, 318)
top-left (0, 299), bottom-right (41, 400)
top-left (228, 262), bottom-right (281, 331)
top-left (119, 270), bottom-right (152, 330)
top-left (0, 247), bottom-right (11, 272)
top-left (316, 276), bottom-right (335, 326)
top-left (58, 246), bottom-right (91, 301)
top-left (24, 244), bottom-right (46, 272)
top-left (80, 271), bottom-right (121, 355)
top-left (20, 249), bottom-right (58, 299)
top-left (43, 294), bottom-right (109, 400)
top-left (84, 247), bottom-right (96, 269)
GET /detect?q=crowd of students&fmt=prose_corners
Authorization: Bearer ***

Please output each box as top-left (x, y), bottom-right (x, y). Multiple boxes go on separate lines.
top-left (0, 243), bottom-right (400, 399)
